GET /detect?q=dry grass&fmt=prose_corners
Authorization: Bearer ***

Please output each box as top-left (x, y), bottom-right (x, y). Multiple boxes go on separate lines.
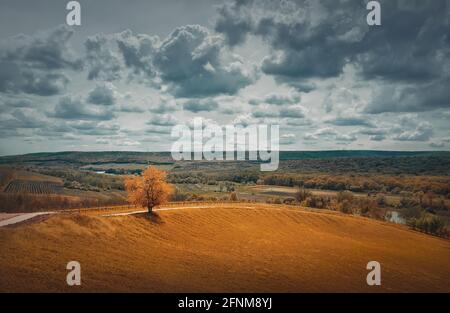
top-left (0, 204), bottom-right (449, 292)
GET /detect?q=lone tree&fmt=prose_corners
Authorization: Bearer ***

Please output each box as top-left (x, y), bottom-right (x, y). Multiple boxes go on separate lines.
top-left (125, 166), bottom-right (172, 213)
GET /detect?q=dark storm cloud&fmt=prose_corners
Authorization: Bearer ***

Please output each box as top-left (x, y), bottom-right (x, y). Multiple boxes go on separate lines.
top-left (0, 25), bottom-right (81, 96)
top-left (49, 96), bottom-right (115, 121)
top-left (85, 30), bottom-right (159, 82)
top-left (84, 25), bottom-right (257, 98)
top-left (154, 25), bottom-right (257, 97)
top-left (365, 79), bottom-right (450, 113)
top-left (215, 0), bottom-right (365, 81)
top-left (84, 33), bottom-right (124, 81)
top-left (116, 30), bottom-right (158, 79)
top-left (214, 0), bottom-right (252, 46)
top-left (215, 0), bottom-right (450, 110)
top-left (2, 25), bottom-right (81, 70)
top-left (356, 1), bottom-right (449, 83)
top-left (87, 84), bottom-right (116, 106)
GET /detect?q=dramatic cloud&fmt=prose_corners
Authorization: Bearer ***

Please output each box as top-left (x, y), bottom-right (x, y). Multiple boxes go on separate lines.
top-left (356, 128), bottom-right (388, 141)
top-left (116, 30), bottom-right (158, 79)
top-left (215, 0), bottom-right (366, 85)
top-left (87, 83), bottom-right (116, 106)
top-left (154, 25), bottom-right (257, 97)
top-left (304, 127), bottom-right (357, 143)
top-left (147, 114), bottom-right (178, 126)
top-left (365, 79), bottom-right (450, 113)
top-left (49, 96), bottom-right (115, 121)
top-left (67, 121), bottom-right (120, 136)
top-left (252, 105), bottom-right (279, 118)
top-left (84, 33), bottom-right (124, 81)
top-left (249, 92), bottom-right (300, 106)
top-left (390, 115), bottom-right (434, 142)
top-left (0, 25), bottom-right (81, 95)
top-left (0, 97), bottom-right (34, 113)
top-left (85, 30), bottom-right (158, 83)
top-left (325, 116), bottom-right (375, 128)
top-left (214, 1), bottom-right (252, 46)
top-left (393, 123), bottom-right (433, 142)
top-left (215, 0), bottom-right (450, 105)
top-left (183, 98), bottom-right (219, 112)
top-left (0, 109), bottom-right (46, 129)
top-left (83, 25), bottom-right (257, 98)
top-left (1, 0), bottom-right (449, 154)
top-left (279, 105), bottom-right (306, 119)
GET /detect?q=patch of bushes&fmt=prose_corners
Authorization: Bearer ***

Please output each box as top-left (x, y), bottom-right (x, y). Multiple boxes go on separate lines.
top-left (407, 214), bottom-right (449, 237)
top-left (170, 188), bottom-right (189, 201)
top-left (0, 192), bottom-right (126, 213)
top-left (229, 192), bottom-right (238, 201)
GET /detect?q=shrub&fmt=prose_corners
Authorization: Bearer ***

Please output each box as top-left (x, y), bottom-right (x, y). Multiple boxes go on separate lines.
top-left (170, 188), bottom-right (189, 201)
top-left (407, 214), bottom-right (448, 237)
top-left (338, 199), bottom-right (353, 214)
top-left (376, 195), bottom-right (386, 206)
top-left (188, 194), bottom-right (205, 201)
top-left (337, 190), bottom-right (354, 204)
top-left (295, 187), bottom-right (311, 203)
top-left (283, 197), bottom-right (296, 205)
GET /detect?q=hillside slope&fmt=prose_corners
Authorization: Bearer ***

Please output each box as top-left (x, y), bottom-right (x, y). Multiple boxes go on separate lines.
top-left (0, 205), bottom-right (449, 292)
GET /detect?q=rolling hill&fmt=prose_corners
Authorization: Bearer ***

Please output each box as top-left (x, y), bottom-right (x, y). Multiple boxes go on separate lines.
top-left (0, 203), bottom-right (449, 292)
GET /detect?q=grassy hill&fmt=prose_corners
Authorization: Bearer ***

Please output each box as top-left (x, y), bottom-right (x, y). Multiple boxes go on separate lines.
top-left (1, 203), bottom-right (449, 292)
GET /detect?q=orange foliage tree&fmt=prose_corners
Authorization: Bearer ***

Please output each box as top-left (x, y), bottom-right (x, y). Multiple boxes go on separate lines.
top-left (124, 166), bottom-right (172, 213)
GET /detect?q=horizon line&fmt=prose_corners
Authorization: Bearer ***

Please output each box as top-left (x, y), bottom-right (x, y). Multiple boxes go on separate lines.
top-left (1, 149), bottom-right (449, 158)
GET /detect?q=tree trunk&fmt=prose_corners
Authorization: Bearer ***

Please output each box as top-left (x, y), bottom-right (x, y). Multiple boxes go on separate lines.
top-left (147, 205), bottom-right (153, 214)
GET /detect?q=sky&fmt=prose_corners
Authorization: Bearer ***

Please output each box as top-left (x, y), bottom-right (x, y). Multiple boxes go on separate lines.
top-left (0, 0), bottom-right (449, 156)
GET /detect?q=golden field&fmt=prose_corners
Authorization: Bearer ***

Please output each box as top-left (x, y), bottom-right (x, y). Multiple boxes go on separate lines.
top-left (0, 203), bottom-right (449, 292)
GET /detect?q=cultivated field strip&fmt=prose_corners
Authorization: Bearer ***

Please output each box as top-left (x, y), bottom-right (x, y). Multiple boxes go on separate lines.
top-left (3, 180), bottom-right (63, 194)
top-left (1, 204), bottom-right (450, 292)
